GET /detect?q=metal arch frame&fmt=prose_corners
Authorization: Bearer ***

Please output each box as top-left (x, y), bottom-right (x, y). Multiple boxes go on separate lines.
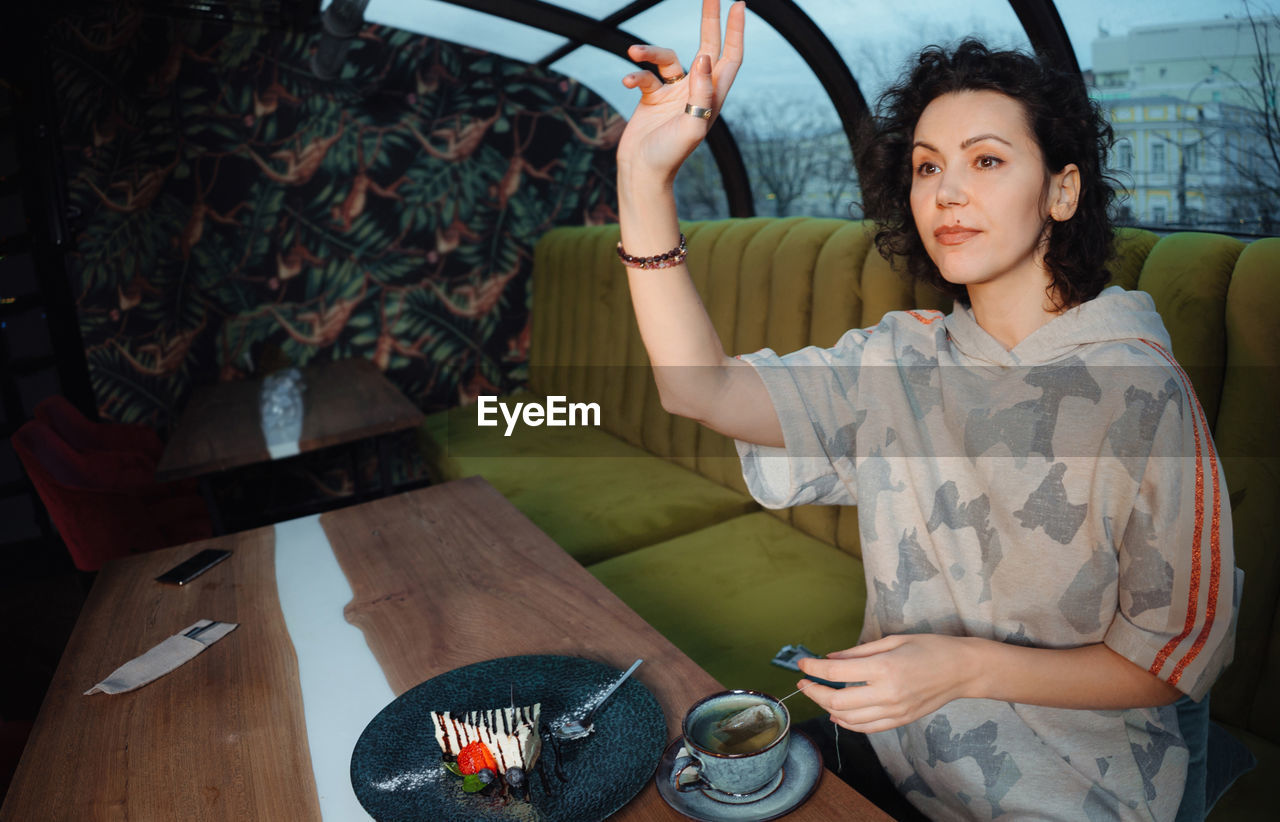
top-left (735, 0), bottom-right (874, 199)
top-left (429, 0), bottom-right (1081, 217)
top-left (537, 0), bottom-right (666, 67)
top-left (1007, 0), bottom-right (1080, 76)
top-left (433, 0), bottom-right (755, 215)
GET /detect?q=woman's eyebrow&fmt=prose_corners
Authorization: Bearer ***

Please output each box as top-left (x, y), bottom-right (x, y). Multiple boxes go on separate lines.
top-left (960, 133), bottom-right (1013, 149)
top-left (912, 134), bottom-right (1014, 153)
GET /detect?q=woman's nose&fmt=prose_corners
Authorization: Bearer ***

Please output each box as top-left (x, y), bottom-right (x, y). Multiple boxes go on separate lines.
top-left (936, 170), bottom-right (967, 207)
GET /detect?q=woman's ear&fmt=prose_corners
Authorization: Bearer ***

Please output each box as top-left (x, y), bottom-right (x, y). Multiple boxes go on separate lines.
top-left (1049, 163), bottom-right (1081, 222)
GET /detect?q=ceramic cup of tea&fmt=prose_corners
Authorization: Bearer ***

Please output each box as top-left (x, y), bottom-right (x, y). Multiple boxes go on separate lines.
top-left (672, 689), bottom-right (791, 798)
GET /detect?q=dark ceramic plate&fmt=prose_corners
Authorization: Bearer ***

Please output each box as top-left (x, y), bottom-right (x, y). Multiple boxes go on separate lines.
top-left (350, 655), bottom-right (666, 822)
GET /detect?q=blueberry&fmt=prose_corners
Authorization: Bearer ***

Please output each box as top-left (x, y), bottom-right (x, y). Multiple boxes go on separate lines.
top-left (506, 767), bottom-right (526, 790)
top-left (477, 768), bottom-right (495, 785)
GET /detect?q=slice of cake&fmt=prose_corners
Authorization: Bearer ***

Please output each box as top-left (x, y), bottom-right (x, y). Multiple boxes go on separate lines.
top-left (431, 703), bottom-right (542, 777)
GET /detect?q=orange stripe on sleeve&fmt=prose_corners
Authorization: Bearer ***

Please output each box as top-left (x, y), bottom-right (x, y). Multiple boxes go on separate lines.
top-left (1167, 368), bottom-right (1224, 684)
top-left (1141, 341), bottom-right (1222, 684)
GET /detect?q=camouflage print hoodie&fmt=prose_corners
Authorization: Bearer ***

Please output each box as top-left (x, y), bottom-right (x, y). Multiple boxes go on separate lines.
top-left (735, 286), bottom-right (1239, 821)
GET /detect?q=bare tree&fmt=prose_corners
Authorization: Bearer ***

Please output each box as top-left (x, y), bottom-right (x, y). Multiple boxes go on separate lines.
top-left (813, 130), bottom-right (860, 217)
top-left (729, 99), bottom-right (826, 217)
top-left (674, 142), bottom-right (728, 220)
top-left (1208, 1), bottom-right (1280, 231)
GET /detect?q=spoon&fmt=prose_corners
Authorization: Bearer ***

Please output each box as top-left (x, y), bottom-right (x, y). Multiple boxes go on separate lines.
top-left (552, 659), bottom-right (643, 741)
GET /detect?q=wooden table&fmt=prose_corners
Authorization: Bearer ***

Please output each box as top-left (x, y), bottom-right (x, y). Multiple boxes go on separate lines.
top-left (0, 477), bottom-right (889, 821)
top-left (156, 358), bottom-right (425, 531)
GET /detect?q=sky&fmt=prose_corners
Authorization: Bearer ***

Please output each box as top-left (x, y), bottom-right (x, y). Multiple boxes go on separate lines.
top-left (338, 0), bottom-right (1255, 116)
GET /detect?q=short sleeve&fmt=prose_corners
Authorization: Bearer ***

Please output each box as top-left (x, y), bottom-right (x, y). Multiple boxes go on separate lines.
top-left (1103, 368), bottom-right (1239, 701)
top-left (733, 327), bottom-right (871, 509)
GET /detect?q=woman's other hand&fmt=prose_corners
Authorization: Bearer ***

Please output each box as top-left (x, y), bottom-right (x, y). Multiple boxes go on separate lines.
top-left (616, 0), bottom-right (745, 181)
top-left (797, 634), bottom-right (1185, 734)
top-left (797, 635), bottom-right (978, 734)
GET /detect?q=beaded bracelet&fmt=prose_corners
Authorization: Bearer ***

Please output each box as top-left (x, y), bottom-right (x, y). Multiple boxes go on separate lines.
top-left (616, 234), bottom-right (688, 270)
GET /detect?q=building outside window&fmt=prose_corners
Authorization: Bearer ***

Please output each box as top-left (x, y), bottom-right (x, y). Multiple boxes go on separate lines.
top-left (1089, 8), bottom-right (1280, 234)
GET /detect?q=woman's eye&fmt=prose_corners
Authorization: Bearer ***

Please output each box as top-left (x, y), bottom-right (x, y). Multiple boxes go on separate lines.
top-left (976, 155), bottom-right (1003, 169)
top-left (915, 161), bottom-right (939, 176)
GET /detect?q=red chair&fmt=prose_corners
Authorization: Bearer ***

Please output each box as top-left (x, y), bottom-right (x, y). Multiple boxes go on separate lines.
top-left (32, 396), bottom-right (199, 496)
top-left (11, 420), bottom-right (212, 572)
top-left (33, 396), bottom-right (164, 463)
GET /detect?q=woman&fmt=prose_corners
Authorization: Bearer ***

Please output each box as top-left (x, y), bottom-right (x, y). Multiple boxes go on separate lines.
top-left (616, 2), bottom-right (1237, 820)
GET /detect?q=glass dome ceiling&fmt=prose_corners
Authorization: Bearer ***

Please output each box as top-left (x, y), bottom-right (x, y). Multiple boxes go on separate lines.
top-left (329, 0), bottom-right (1272, 235)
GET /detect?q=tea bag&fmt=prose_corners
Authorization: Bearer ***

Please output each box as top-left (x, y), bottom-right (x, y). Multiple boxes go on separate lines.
top-left (713, 704), bottom-right (778, 745)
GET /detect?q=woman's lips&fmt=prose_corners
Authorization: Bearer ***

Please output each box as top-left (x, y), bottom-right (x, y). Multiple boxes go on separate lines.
top-left (934, 226), bottom-right (980, 246)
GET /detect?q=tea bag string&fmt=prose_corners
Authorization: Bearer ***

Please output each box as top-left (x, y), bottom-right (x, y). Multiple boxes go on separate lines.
top-left (779, 682), bottom-right (843, 774)
top-left (777, 683), bottom-right (811, 703)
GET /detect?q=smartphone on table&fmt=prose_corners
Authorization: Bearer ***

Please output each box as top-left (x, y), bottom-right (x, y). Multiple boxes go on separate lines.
top-left (155, 548), bottom-right (232, 586)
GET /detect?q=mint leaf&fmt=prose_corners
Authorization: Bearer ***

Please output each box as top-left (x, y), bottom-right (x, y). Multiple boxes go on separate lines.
top-left (461, 774), bottom-right (486, 793)
top-left (443, 761), bottom-right (464, 777)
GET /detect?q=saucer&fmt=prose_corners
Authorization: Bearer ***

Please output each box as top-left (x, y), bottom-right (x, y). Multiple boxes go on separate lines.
top-left (654, 731), bottom-right (823, 822)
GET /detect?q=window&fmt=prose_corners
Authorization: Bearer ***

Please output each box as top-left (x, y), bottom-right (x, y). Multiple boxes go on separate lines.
top-left (1152, 205), bottom-right (1167, 223)
top-left (1080, 0), bottom-right (1278, 234)
top-left (1117, 141), bottom-right (1133, 170)
top-left (794, 0), bottom-right (1030, 106)
top-left (547, 43), bottom-right (645, 125)
top-left (341, 0), bottom-right (1277, 236)
top-left (550, 1), bottom-right (634, 15)
top-left (674, 143), bottom-right (728, 220)
top-left (1184, 143), bottom-right (1199, 171)
top-left (358, 0), bottom-right (568, 63)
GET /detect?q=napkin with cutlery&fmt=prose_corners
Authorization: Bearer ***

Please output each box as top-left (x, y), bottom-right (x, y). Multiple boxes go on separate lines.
top-left (84, 619), bottom-right (238, 695)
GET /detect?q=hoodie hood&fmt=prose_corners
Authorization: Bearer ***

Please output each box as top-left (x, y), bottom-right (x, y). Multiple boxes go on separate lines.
top-left (942, 286), bottom-right (1172, 366)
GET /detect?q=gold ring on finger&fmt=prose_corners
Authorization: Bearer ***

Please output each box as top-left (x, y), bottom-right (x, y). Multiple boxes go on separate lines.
top-left (684, 104), bottom-right (713, 120)
top-left (661, 72), bottom-right (687, 85)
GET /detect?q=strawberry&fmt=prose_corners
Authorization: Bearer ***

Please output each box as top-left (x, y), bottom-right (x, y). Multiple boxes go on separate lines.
top-left (456, 741), bottom-right (498, 775)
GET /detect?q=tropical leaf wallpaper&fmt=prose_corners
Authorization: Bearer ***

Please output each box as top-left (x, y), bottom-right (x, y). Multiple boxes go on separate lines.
top-left (50, 2), bottom-right (622, 430)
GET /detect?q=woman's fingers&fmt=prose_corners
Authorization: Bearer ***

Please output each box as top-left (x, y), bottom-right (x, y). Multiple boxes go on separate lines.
top-left (722, 1), bottom-right (746, 63)
top-left (626, 1), bottom-right (745, 104)
top-left (698, 0), bottom-right (723, 60)
top-left (686, 54), bottom-right (717, 127)
top-left (711, 2), bottom-right (742, 110)
top-left (629, 44), bottom-right (686, 81)
top-left (826, 635), bottom-right (903, 659)
top-left (698, 0), bottom-right (746, 63)
top-left (832, 715), bottom-right (906, 735)
top-left (712, 1), bottom-right (745, 103)
top-left (622, 70), bottom-right (663, 95)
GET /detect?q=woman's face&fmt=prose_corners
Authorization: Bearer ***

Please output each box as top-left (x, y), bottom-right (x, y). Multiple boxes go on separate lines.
top-left (909, 90), bottom-right (1078, 296)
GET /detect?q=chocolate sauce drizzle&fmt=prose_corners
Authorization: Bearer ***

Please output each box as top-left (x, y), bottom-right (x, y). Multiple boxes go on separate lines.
top-left (540, 722), bottom-right (569, 783)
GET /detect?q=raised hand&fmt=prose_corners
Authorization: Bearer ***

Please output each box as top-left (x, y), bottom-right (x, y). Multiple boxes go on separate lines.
top-left (616, 0), bottom-right (746, 182)
top-left (613, 0), bottom-right (780, 446)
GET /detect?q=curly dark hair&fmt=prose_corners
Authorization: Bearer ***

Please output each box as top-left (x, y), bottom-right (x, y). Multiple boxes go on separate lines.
top-left (859, 39), bottom-right (1117, 308)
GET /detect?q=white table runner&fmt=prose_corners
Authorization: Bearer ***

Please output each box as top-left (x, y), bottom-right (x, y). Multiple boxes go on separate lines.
top-left (274, 514), bottom-right (394, 821)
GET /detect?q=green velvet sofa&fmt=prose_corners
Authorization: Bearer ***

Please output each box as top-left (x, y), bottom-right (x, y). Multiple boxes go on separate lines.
top-left (420, 217), bottom-right (1278, 818)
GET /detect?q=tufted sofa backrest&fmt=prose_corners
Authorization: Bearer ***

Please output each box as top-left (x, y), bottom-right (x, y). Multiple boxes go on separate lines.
top-left (529, 219), bottom-right (1279, 742)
